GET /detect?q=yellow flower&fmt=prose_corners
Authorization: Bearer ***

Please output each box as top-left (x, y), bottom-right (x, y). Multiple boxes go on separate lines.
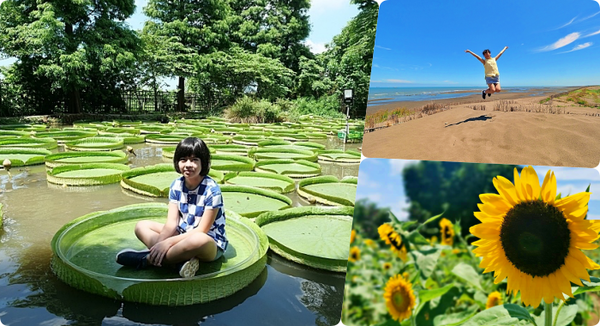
top-left (350, 229), bottom-right (356, 244)
top-left (383, 262), bottom-right (392, 271)
top-left (378, 223), bottom-right (408, 261)
top-left (348, 246), bottom-right (360, 263)
top-left (402, 272), bottom-right (410, 280)
top-left (486, 291), bottom-right (503, 309)
top-left (430, 236), bottom-right (438, 245)
top-left (364, 239), bottom-right (375, 247)
top-left (383, 274), bottom-right (416, 321)
top-left (452, 248), bottom-right (462, 254)
top-left (440, 218), bottom-right (455, 246)
top-left (470, 166), bottom-right (600, 308)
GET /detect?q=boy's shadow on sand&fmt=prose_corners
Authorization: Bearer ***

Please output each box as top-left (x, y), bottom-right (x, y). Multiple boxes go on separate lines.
top-left (445, 114), bottom-right (492, 127)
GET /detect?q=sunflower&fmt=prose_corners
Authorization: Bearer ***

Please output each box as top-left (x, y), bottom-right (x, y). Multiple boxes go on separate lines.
top-left (470, 166), bottom-right (600, 308)
top-left (383, 262), bottom-right (392, 271)
top-left (486, 291), bottom-right (502, 309)
top-left (440, 218), bottom-right (455, 246)
top-left (349, 246), bottom-right (360, 263)
top-left (350, 229), bottom-right (356, 244)
top-left (378, 223), bottom-right (408, 261)
top-left (429, 236), bottom-right (438, 245)
top-left (364, 239), bottom-right (375, 248)
top-left (383, 274), bottom-right (416, 321)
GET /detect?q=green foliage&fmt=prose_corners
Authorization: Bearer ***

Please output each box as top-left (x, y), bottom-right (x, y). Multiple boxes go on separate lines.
top-left (352, 198), bottom-right (393, 240)
top-left (287, 95), bottom-right (345, 120)
top-left (403, 161), bottom-right (517, 236)
top-left (226, 96), bottom-right (283, 123)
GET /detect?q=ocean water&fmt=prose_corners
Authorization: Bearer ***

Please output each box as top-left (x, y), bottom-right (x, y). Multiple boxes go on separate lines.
top-left (367, 86), bottom-right (558, 106)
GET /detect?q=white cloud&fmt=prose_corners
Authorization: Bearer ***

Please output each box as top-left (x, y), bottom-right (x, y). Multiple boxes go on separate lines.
top-left (389, 159), bottom-right (419, 175)
top-left (588, 214), bottom-right (600, 220)
top-left (537, 32), bottom-right (580, 52)
top-left (556, 16), bottom-right (578, 29)
top-left (371, 79), bottom-right (413, 83)
top-left (375, 45), bottom-right (392, 51)
top-left (357, 171), bottom-right (380, 188)
top-left (561, 42), bottom-right (593, 53)
top-left (304, 40), bottom-right (327, 54)
top-left (390, 199), bottom-right (410, 221)
top-left (532, 166), bottom-right (600, 181)
top-left (364, 192), bottom-right (382, 203)
top-left (585, 28), bottom-right (600, 37)
top-left (310, 0), bottom-right (346, 13)
top-left (556, 183), bottom-right (600, 200)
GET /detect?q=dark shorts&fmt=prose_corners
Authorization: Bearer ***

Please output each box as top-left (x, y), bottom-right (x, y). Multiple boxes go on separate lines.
top-left (213, 247), bottom-right (225, 261)
top-left (485, 75), bottom-right (500, 84)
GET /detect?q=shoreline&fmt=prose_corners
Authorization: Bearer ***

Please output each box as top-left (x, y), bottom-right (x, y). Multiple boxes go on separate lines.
top-left (366, 87), bottom-right (582, 116)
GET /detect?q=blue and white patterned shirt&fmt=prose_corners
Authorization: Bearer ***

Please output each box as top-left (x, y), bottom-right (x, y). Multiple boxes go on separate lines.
top-left (169, 176), bottom-right (228, 250)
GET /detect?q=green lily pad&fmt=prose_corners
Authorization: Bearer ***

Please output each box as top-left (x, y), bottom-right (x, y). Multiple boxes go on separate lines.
top-left (248, 147), bottom-right (317, 162)
top-left (224, 172), bottom-right (295, 193)
top-left (145, 134), bottom-right (187, 145)
top-left (47, 163), bottom-right (130, 186)
top-left (298, 176), bottom-right (357, 206)
top-left (220, 185), bottom-right (292, 218)
top-left (100, 132), bottom-right (146, 144)
top-left (45, 151), bottom-right (128, 169)
top-left (210, 144), bottom-right (249, 156)
top-left (65, 137), bottom-right (125, 151)
top-left (51, 203), bottom-right (268, 305)
top-left (0, 147), bottom-right (52, 167)
top-left (255, 206), bottom-right (353, 272)
top-left (232, 135), bottom-right (270, 146)
top-left (0, 137), bottom-right (58, 150)
top-left (35, 130), bottom-right (98, 143)
top-left (317, 150), bottom-right (361, 164)
top-left (255, 159), bottom-right (321, 178)
top-left (121, 163), bottom-right (224, 197)
top-left (211, 155), bottom-right (255, 172)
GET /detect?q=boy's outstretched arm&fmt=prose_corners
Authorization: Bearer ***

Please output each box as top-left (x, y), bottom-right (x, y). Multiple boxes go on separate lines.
top-left (495, 46), bottom-right (509, 60)
top-left (465, 50), bottom-right (485, 64)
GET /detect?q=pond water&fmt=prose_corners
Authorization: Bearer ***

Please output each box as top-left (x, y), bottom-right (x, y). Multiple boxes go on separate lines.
top-left (0, 137), bottom-right (360, 326)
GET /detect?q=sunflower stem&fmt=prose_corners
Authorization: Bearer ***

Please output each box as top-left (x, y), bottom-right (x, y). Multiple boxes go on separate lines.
top-left (552, 301), bottom-right (565, 326)
top-left (544, 301), bottom-right (553, 326)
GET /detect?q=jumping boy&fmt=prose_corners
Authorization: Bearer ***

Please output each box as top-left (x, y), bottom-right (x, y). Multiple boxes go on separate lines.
top-left (465, 46), bottom-right (508, 99)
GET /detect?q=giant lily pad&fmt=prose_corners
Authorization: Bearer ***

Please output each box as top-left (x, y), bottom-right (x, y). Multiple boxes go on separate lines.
top-left (121, 163), bottom-right (224, 197)
top-left (0, 147), bottom-right (52, 167)
top-left (248, 147), bottom-right (317, 162)
top-left (47, 163), bottom-right (130, 186)
top-left (45, 151), bottom-right (128, 169)
top-left (100, 132), bottom-right (146, 144)
top-left (224, 172), bottom-right (295, 193)
top-left (145, 134), bottom-right (187, 145)
top-left (210, 144), bottom-right (249, 156)
top-left (317, 150), bottom-right (361, 164)
top-left (220, 185), bottom-right (292, 218)
top-left (65, 137), bottom-right (124, 151)
top-left (255, 159), bottom-right (321, 178)
top-left (0, 137), bottom-right (58, 150)
top-left (35, 130), bottom-right (98, 143)
top-left (232, 135), bottom-right (271, 146)
top-left (50, 203), bottom-right (268, 305)
top-left (255, 206), bottom-right (353, 272)
top-left (211, 155), bottom-right (255, 172)
top-left (297, 176), bottom-right (357, 206)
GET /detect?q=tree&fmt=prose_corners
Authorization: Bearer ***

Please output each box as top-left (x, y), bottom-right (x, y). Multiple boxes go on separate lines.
top-left (352, 198), bottom-right (392, 240)
top-left (144, 0), bottom-right (230, 111)
top-left (318, 0), bottom-right (378, 118)
top-left (403, 162), bottom-right (517, 236)
top-left (0, 0), bottom-right (139, 113)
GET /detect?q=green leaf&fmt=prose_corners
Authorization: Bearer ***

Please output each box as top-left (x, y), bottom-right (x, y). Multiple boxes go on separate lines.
top-left (408, 230), bottom-right (430, 245)
top-left (416, 284), bottom-right (455, 316)
top-left (410, 248), bottom-right (441, 284)
top-left (462, 304), bottom-right (536, 326)
top-left (433, 305), bottom-right (479, 326)
top-left (401, 220), bottom-right (418, 230)
top-left (451, 263), bottom-right (484, 291)
top-left (573, 276), bottom-right (600, 295)
top-left (532, 304), bottom-right (578, 326)
top-left (417, 212), bottom-right (444, 231)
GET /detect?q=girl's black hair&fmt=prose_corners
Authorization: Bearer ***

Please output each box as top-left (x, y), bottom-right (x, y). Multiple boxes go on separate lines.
top-left (483, 49), bottom-right (491, 55)
top-left (173, 137), bottom-right (211, 176)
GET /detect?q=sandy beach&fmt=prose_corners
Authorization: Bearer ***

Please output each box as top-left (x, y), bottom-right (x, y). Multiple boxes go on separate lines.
top-left (363, 89), bottom-right (600, 168)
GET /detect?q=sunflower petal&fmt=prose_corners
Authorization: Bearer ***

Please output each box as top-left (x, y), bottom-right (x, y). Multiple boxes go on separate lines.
top-left (540, 170), bottom-right (556, 204)
top-left (556, 192), bottom-right (591, 214)
top-left (493, 176), bottom-right (520, 206)
top-left (521, 166), bottom-right (541, 201)
top-left (553, 270), bottom-right (574, 298)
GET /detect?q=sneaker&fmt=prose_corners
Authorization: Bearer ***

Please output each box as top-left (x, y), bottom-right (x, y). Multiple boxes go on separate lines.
top-left (179, 257), bottom-right (199, 278)
top-left (116, 248), bottom-right (150, 269)
top-left (482, 90), bottom-right (487, 99)
top-left (488, 93), bottom-right (492, 97)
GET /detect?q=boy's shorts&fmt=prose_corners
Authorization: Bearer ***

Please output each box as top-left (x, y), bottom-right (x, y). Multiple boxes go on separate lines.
top-left (485, 75), bottom-right (500, 84)
top-left (213, 246), bottom-right (225, 261)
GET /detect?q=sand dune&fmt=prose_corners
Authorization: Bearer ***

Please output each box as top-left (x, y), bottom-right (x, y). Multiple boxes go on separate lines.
top-left (363, 96), bottom-right (600, 167)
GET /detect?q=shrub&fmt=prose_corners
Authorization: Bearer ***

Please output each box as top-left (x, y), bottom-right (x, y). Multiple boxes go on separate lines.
top-left (226, 96), bottom-right (282, 123)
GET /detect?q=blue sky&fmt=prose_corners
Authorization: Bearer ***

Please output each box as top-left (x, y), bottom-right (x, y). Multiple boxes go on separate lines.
top-left (370, 0), bottom-right (600, 87)
top-left (356, 158), bottom-right (600, 221)
top-left (0, 0), bottom-right (360, 87)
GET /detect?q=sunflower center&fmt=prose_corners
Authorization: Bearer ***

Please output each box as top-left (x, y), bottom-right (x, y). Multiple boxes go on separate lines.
top-left (500, 200), bottom-right (570, 277)
top-left (388, 232), bottom-right (405, 251)
top-left (391, 289), bottom-right (409, 312)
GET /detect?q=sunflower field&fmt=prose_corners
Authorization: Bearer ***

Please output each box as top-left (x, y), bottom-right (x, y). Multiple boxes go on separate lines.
top-left (342, 166), bottom-right (600, 326)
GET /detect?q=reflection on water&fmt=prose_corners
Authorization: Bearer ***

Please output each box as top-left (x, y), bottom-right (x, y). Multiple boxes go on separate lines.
top-left (0, 137), bottom-right (359, 325)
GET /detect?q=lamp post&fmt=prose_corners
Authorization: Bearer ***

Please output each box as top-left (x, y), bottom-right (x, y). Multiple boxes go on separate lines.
top-left (343, 89), bottom-right (353, 144)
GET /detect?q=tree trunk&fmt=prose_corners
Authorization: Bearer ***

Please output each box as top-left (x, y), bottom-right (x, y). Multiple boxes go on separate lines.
top-left (177, 76), bottom-right (185, 112)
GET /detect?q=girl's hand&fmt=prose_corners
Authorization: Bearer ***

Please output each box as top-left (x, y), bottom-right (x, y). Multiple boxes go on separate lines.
top-left (465, 49), bottom-right (470, 53)
top-left (148, 240), bottom-right (172, 267)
